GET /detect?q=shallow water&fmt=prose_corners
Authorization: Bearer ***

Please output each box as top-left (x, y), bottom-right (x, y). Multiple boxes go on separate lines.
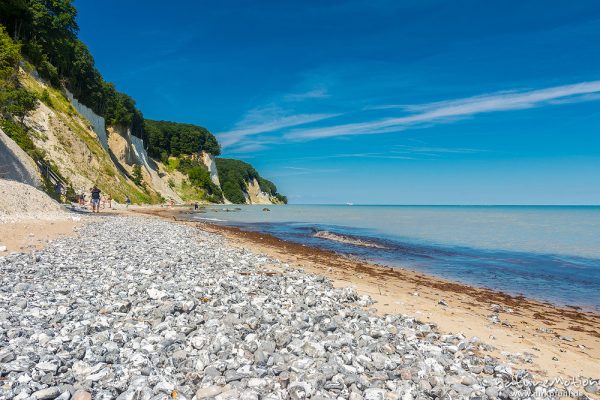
top-left (195, 205), bottom-right (600, 311)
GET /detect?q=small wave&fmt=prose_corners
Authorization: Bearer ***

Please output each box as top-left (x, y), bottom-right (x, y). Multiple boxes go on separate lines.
top-left (197, 217), bottom-right (225, 222)
top-left (313, 230), bottom-right (389, 249)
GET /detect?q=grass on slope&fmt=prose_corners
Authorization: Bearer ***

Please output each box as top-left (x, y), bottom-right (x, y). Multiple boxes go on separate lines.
top-left (20, 71), bottom-right (162, 204)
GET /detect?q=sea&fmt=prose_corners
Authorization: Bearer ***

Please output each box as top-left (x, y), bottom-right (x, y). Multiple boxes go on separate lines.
top-left (193, 205), bottom-right (600, 311)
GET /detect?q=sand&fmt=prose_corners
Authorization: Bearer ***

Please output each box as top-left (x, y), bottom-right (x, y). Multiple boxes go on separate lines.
top-left (0, 219), bottom-right (80, 253)
top-left (0, 179), bottom-right (81, 253)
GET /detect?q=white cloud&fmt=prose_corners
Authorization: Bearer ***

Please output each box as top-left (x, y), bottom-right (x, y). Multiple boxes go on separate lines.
top-left (217, 105), bottom-right (339, 148)
top-left (284, 80), bottom-right (600, 140)
top-left (285, 88), bottom-right (330, 101)
top-left (391, 144), bottom-right (486, 154)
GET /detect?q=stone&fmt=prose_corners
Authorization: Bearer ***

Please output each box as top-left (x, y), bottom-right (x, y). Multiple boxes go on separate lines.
top-left (196, 385), bottom-right (223, 399)
top-left (485, 386), bottom-right (499, 398)
top-left (364, 388), bottom-right (387, 400)
top-left (303, 341), bottom-right (325, 358)
top-left (585, 383), bottom-right (598, 394)
top-left (288, 382), bottom-right (312, 399)
top-left (36, 361), bottom-right (59, 374)
top-left (0, 349), bottom-right (15, 363)
top-left (31, 387), bottom-right (61, 400)
top-left (461, 375), bottom-right (476, 386)
top-left (72, 390), bottom-right (92, 400)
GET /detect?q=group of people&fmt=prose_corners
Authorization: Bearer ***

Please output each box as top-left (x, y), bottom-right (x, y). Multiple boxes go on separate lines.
top-left (78, 186), bottom-right (110, 213)
top-left (77, 186), bottom-right (131, 213)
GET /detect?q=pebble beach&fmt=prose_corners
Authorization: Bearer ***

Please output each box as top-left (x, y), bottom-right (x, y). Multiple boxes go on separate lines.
top-left (1, 215), bottom-right (598, 400)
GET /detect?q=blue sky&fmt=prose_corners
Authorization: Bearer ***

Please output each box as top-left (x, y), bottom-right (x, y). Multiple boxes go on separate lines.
top-left (75, 0), bottom-right (600, 204)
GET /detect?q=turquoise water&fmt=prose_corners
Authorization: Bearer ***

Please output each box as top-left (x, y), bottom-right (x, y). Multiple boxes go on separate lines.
top-left (196, 205), bottom-right (600, 310)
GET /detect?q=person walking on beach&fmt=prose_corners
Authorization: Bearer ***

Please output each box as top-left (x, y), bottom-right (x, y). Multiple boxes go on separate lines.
top-left (125, 195), bottom-right (131, 208)
top-left (91, 185), bottom-right (101, 213)
top-left (54, 182), bottom-right (63, 202)
top-left (107, 194), bottom-right (112, 209)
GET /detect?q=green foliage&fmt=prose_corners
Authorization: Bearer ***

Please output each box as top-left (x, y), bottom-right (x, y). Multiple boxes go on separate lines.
top-left (0, 3), bottom-right (287, 207)
top-left (1, 118), bottom-right (78, 203)
top-left (274, 194), bottom-right (288, 204)
top-left (0, 25), bottom-right (21, 84)
top-left (132, 164), bottom-right (143, 186)
top-left (0, 118), bottom-right (35, 154)
top-left (0, 25), bottom-right (37, 120)
top-left (0, 0), bottom-right (145, 137)
top-left (39, 88), bottom-right (51, 106)
top-left (221, 181), bottom-right (246, 204)
top-left (5, 87), bottom-right (36, 120)
top-left (216, 158), bottom-right (287, 204)
top-left (176, 157), bottom-right (222, 201)
top-left (145, 119), bottom-right (221, 158)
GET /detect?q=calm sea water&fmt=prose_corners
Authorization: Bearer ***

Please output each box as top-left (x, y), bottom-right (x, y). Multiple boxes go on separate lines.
top-left (194, 205), bottom-right (600, 311)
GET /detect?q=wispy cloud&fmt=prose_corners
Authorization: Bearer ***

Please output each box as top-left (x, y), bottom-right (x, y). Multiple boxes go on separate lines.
top-left (271, 165), bottom-right (343, 177)
top-left (284, 88), bottom-right (330, 101)
top-left (284, 81), bottom-right (600, 140)
top-left (300, 152), bottom-right (417, 160)
top-left (392, 144), bottom-right (487, 155)
top-left (217, 105), bottom-right (339, 149)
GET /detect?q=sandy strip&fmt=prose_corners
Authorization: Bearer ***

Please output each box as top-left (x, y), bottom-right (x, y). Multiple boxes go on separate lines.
top-left (0, 219), bottom-right (80, 253)
top-left (131, 207), bottom-right (600, 385)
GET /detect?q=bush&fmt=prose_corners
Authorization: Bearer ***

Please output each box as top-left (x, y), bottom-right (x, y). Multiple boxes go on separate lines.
top-left (132, 164), bottom-right (143, 186)
top-left (5, 88), bottom-right (37, 121)
top-left (221, 181), bottom-right (246, 204)
top-left (175, 157), bottom-right (223, 202)
top-left (39, 89), bottom-right (52, 106)
top-left (0, 118), bottom-right (35, 154)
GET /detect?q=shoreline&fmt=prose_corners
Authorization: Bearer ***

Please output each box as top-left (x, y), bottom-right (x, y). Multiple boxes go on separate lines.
top-left (133, 207), bottom-right (600, 382)
top-left (5, 213), bottom-right (593, 399)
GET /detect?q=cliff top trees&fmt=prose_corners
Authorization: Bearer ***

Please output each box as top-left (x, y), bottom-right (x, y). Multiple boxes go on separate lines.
top-left (144, 119), bottom-right (221, 157)
top-left (0, 0), bottom-right (145, 138)
top-left (216, 158), bottom-right (287, 204)
top-left (0, 26), bottom-right (36, 121)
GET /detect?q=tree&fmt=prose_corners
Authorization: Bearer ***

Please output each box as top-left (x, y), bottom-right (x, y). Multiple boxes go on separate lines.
top-left (132, 164), bottom-right (143, 186)
top-left (0, 26), bottom-right (37, 120)
top-left (6, 88), bottom-right (36, 121)
top-left (144, 119), bottom-right (221, 158)
top-left (0, 0), bottom-right (146, 138)
top-left (215, 158), bottom-right (286, 204)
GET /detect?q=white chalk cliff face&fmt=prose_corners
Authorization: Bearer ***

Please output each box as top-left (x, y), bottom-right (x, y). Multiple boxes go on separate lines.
top-left (107, 125), bottom-right (136, 165)
top-left (107, 124), bottom-right (183, 203)
top-left (201, 151), bottom-right (220, 186)
top-left (0, 127), bottom-right (42, 187)
top-left (65, 89), bottom-right (108, 151)
top-left (245, 178), bottom-right (274, 205)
